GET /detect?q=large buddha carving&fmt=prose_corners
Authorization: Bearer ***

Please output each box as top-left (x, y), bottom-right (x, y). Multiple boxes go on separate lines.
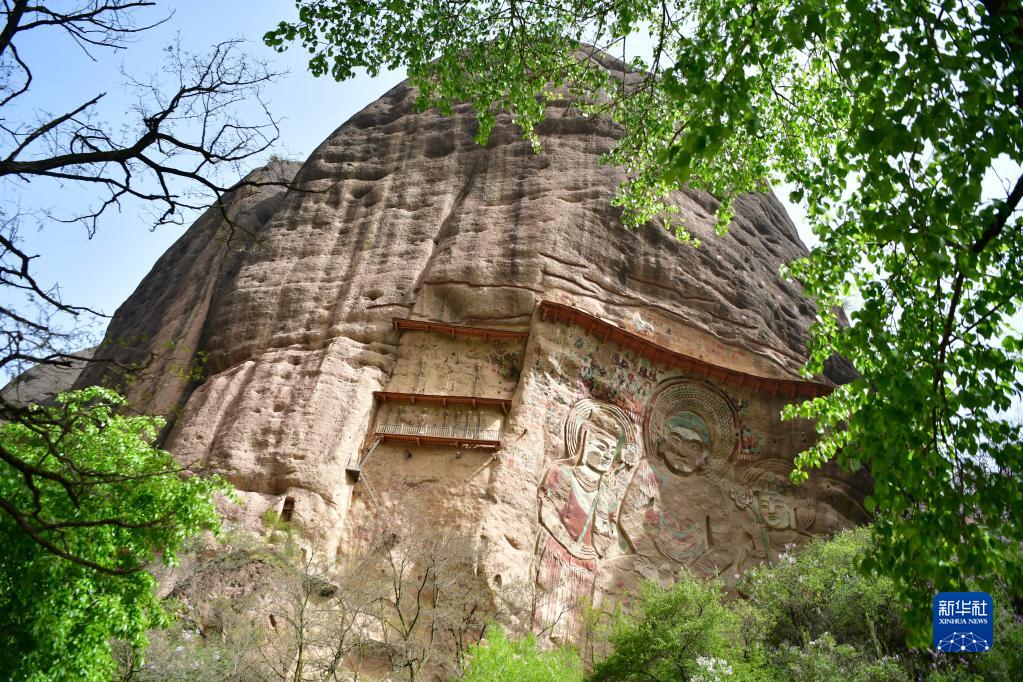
top-left (730, 458), bottom-right (817, 568)
top-left (530, 379), bottom-right (868, 634)
top-left (618, 379), bottom-right (741, 583)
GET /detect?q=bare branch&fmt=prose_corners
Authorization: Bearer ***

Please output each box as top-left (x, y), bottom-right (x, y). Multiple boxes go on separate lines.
top-left (0, 3), bottom-right (296, 579)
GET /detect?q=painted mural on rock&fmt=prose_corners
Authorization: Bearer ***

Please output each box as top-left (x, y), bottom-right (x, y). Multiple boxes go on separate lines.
top-left (526, 317), bottom-right (870, 636)
top-left (533, 399), bottom-right (637, 637)
top-left (618, 379), bottom-right (742, 583)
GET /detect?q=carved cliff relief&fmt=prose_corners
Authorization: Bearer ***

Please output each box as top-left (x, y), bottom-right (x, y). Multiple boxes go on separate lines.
top-left (815, 475), bottom-right (870, 532)
top-left (617, 379), bottom-right (742, 584)
top-left (533, 399), bottom-right (638, 636)
top-left (729, 458), bottom-right (817, 569)
top-left (517, 310), bottom-right (873, 639)
top-left (577, 350), bottom-right (656, 415)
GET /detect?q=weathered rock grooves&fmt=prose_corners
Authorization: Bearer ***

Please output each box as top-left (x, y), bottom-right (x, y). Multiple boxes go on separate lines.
top-left (75, 65), bottom-right (869, 632)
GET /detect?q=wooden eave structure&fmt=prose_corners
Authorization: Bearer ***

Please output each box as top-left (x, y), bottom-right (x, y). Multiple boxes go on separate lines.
top-left (392, 317), bottom-right (529, 342)
top-left (538, 300), bottom-right (832, 400)
top-left (373, 391), bottom-right (512, 413)
top-left (372, 432), bottom-right (502, 449)
top-left (375, 319), bottom-right (521, 450)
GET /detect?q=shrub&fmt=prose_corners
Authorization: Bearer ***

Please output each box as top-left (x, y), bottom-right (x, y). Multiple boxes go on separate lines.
top-left (590, 573), bottom-right (739, 681)
top-left (769, 632), bottom-right (909, 682)
top-left (590, 528), bottom-right (1023, 680)
top-left (461, 627), bottom-right (582, 682)
top-left (738, 527), bottom-right (906, 657)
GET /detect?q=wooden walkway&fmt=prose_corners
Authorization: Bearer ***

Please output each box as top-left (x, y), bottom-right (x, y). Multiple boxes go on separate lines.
top-left (392, 318), bottom-right (529, 341)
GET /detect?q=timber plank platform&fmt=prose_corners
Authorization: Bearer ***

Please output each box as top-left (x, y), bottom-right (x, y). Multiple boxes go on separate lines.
top-left (373, 391), bottom-right (512, 412)
top-left (392, 318), bottom-right (529, 341)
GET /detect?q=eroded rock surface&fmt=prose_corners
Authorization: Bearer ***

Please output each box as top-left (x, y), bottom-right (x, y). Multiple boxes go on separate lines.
top-left (1, 348), bottom-right (94, 407)
top-left (77, 61), bottom-right (870, 635)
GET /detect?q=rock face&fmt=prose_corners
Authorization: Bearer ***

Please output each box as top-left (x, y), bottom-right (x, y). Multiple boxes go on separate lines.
top-left (77, 61), bottom-right (870, 634)
top-left (2, 348), bottom-right (94, 406)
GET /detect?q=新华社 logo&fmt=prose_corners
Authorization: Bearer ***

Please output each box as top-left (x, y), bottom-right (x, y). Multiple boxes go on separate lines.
top-left (933, 592), bottom-right (993, 653)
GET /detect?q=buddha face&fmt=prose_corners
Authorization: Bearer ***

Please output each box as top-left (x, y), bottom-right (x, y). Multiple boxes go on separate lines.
top-left (756, 491), bottom-right (795, 530)
top-left (581, 426), bottom-right (618, 473)
top-left (659, 412), bottom-right (710, 475)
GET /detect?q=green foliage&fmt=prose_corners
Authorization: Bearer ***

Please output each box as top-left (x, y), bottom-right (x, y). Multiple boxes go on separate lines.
top-left (0, 387), bottom-right (232, 680)
top-left (590, 573), bottom-right (739, 681)
top-left (770, 633), bottom-right (908, 682)
top-left (260, 507), bottom-right (294, 544)
top-left (738, 530), bottom-right (914, 681)
top-left (461, 627), bottom-right (583, 682)
top-left (174, 349), bottom-right (208, 384)
top-left (739, 527), bottom-right (905, 656)
top-left (591, 529), bottom-right (1021, 680)
top-left (960, 603), bottom-right (1023, 680)
top-left (265, 0), bottom-right (610, 154)
top-left (270, 0), bottom-right (1023, 643)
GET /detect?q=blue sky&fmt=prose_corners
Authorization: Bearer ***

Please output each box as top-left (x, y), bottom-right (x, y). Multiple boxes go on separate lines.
top-left (5, 1), bottom-right (405, 333)
top-left (4, 1), bottom-right (824, 349)
top-left (11, 1), bottom-right (1017, 355)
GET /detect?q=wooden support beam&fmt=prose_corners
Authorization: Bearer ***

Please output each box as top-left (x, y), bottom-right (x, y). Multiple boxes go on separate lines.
top-left (358, 436), bottom-right (383, 468)
top-left (374, 432), bottom-right (502, 449)
top-left (392, 318), bottom-right (529, 341)
top-left (373, 391), bottom-right (513, 411)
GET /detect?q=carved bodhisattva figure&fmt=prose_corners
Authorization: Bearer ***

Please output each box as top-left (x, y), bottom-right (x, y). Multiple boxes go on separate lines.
top-left (534, 399), bottom-right (637, 635)
top-left (619, 380), bottom-right (741, 583)
top-left (730, 458), bottom-right (817, 569)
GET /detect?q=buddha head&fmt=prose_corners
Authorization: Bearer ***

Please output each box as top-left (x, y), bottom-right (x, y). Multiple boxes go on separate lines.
top-left (658, 411), bottom-right (711, 475)
top-left (565, 399), bottom-right (637, 474)
top-left (755, 489), bottom-right (796, 530)
top-left (580, 422), bottom-right (619, 473)
top-left (644, 380), bottom-right (739, 479)
top-left (738, 459), bottom-right (816, 532)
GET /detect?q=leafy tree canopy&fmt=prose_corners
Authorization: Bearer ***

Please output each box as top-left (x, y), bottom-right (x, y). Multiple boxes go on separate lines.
top-left (461, 627), bottom-right (583, 682)
top-left (590, 575), bottom-right (740, 681)
top-left (0, 387), bottom-right (231, 680)
top-left (268, 0), bottom-right (1023, 641)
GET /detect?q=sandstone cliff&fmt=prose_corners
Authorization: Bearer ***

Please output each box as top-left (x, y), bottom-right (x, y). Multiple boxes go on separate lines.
top-left (2, 348), bottom-right (94, 407)
top-left (76, 62), bottom-right (870, 634)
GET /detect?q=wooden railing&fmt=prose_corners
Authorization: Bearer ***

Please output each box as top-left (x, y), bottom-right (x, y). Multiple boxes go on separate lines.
top-left (377, 423), bottom-right (502, 441)
top-left (372, 420), bottom-right (503, 448)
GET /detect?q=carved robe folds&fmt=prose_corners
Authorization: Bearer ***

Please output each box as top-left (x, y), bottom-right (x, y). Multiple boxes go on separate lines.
top-left (534, 400), bottom-right (636, 636)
